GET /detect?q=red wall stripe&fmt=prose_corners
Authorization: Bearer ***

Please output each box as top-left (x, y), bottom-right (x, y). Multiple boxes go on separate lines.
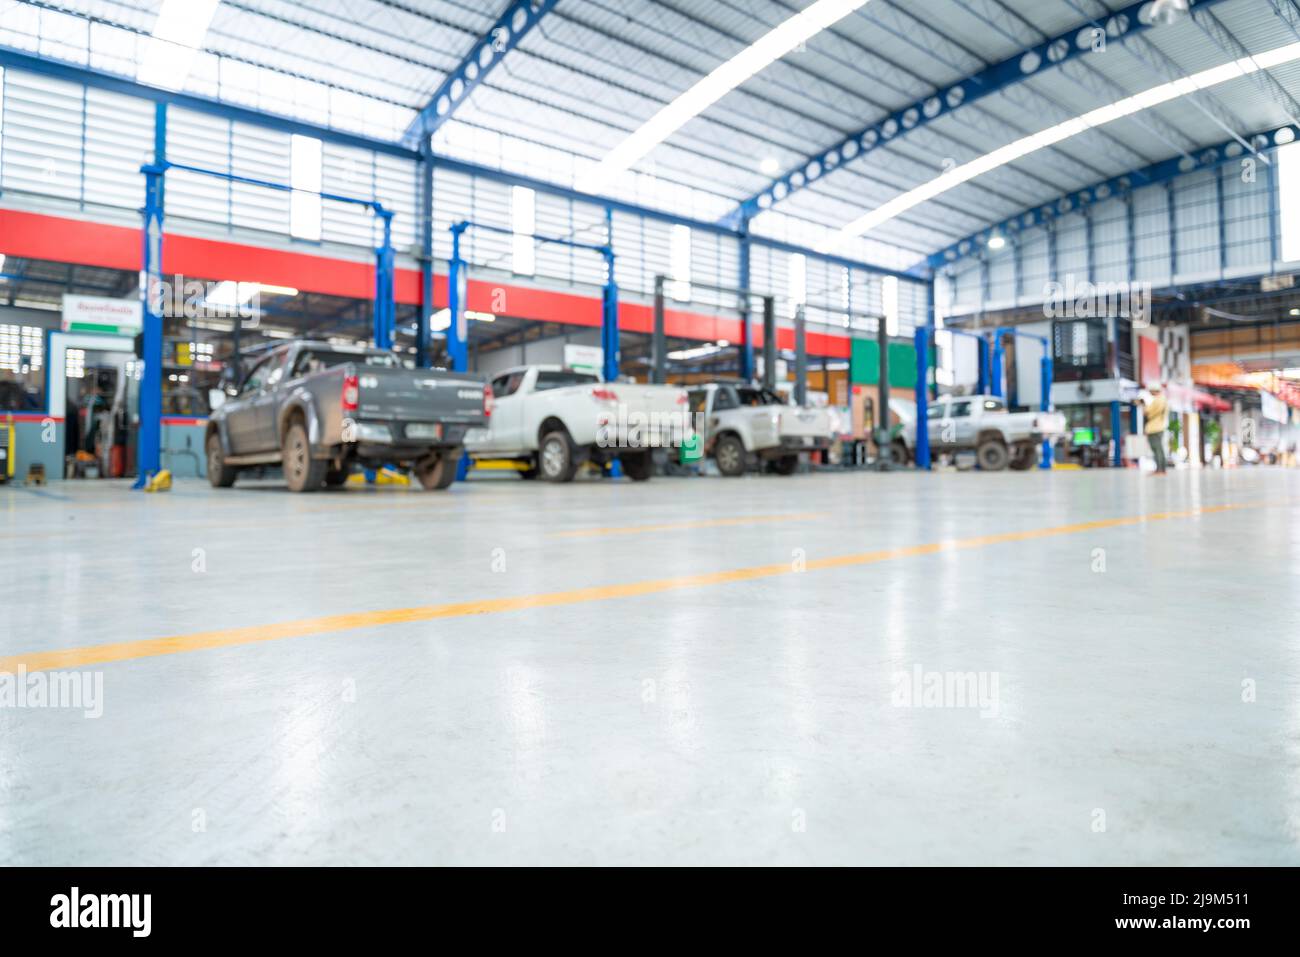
top-left (0, 209), bottom-right (851, 359)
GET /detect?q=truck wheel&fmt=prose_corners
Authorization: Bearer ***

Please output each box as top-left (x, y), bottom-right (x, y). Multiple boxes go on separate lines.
top-left (620, 451), bottom-right (654, 481)
top-left (324, 468), bottom-right (350, 487)
top-left (1008, 444), bottom-right (1036, 471)
top-left (283, 421), bottom-right (327, 492)
top-left (889, 439), bottom-right (910, 466)
top-left (206, 433), bottom-right (238, 488)
top-left (976, 438), bottom-right (1010, 471)
top-left (519, 463), bottom-right (538, 480)
top-left (539, 431), bottom-right (578, 482)
top-left (771, 454), bottom-right (799, 476)
top-left (715, 434), bottom-right (746, 477)
top-left (415, 449), bottom-right (459, 490)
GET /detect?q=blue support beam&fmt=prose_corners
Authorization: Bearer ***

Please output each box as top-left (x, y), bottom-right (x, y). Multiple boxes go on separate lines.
top-left (724, 0), bottom-right (1232, 228)
top-left (134, 101), bottom-right (167, 490)
top-left (928, 125), bottom-right (1298, 270)
top-left (401, 0), bottom-right (562, 150)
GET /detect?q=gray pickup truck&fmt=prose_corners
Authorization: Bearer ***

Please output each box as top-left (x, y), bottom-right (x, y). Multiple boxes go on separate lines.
top-left (205, 340), bottom-right (488, 492)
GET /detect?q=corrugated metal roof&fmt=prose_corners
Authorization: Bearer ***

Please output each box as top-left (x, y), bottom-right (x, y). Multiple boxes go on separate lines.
top-left (5, 0), bottom-right (1299, 270)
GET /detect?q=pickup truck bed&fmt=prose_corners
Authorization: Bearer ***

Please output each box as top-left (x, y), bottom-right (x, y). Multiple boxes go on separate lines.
top-left (207, 340), bottom-right (487, 491)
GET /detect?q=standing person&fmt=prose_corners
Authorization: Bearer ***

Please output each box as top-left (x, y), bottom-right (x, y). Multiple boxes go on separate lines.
top-left (1140, 384), bottom-right (1169, 475)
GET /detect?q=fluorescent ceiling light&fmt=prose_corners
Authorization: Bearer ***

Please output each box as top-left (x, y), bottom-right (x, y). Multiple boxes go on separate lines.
top-left (431, 309), bottom-right (495, 331)
top-left (760, 157), bottom-right (781, 175)
top-left (586, 0), bottom-right (869, 192)
top-left (986, 235), bottom-right (1006, 250)
top-left (817, 40), bottom-right (1300, 252)
top-left (138, 0), bottom-right (221, 92)
top-left (206, 282), bottom-right (298, 307)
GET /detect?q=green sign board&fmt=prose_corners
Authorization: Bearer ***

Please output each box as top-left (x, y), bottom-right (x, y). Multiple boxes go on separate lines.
top-left (849, 339), bottom-right (928, 390)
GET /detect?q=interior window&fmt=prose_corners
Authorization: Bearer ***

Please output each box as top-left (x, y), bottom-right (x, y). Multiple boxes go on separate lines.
top-left (240, 356), bottom-right (275, 395)
top-left (534, 370), bottom-right (598, 391)
top-left (712, 387), bottom-right (738, 411)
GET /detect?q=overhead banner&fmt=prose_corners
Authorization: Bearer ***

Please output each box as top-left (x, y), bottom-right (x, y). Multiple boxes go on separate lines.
top-left (61, 295), bottom-right (143, 336)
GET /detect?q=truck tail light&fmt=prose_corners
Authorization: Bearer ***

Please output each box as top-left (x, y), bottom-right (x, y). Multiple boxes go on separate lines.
top-left (483, 383), bottom-right (493, 418)
top-left (590, 388), bottom-right (619, 403)
top-left (676, 392), bottom-right (688, 404)
top-left (342, 374), bottom-right (359, 413)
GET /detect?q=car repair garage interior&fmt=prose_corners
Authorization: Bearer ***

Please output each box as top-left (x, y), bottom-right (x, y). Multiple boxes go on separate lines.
top-left (2, 0), bottom-right (1299, 869)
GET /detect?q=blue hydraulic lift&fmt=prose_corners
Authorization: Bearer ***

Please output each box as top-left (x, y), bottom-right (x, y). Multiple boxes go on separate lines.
top-left (445, 219), bottom-right (619, 382)
top-left (988, 327), bottom-right (1054, 470)
top-left (135, 107), bottom-right (397, 488)
top-left (911, 326), bottom-right (991, 471)
top-left (445, 219), bottom-right (620, 480)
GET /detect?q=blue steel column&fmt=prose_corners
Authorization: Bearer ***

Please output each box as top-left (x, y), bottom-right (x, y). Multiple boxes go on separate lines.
top-left (1110, 400), bottom-right (1123, 467)
top-left (601, 207), bottom-right (619, 383)
top-left (1039, 354), bottom-right (1053, 470)
top-left (914, 326), bottom-right (931, 471)
top-left (989, 332), bottom-right (1005, 398)
top-left (134, 101), bottom-right (167, 489)
top-left (373, 208), bottom-right (395, 350)
top-left (738, 217), bottom-right (753, 380)
top-left (447, 222), bottom-right (469, 372)
top-left (417, 148), bottom-right (434, 367)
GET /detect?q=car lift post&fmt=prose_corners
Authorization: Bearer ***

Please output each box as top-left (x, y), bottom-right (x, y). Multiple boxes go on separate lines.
top-left (913, 326), bottom-right (993, 472)
top-left (652, 277), bottom-right (772, 384)
top-left (134, 149), bottom-right (395, 488)
top-left (448, 220), bottom-right (619, 475)
top-left (989, 326), bottom-right (1055, 469)
top-left (761, 296), bottom-right (777, 390)
top-left (793, 305), bottom-right (807, 406)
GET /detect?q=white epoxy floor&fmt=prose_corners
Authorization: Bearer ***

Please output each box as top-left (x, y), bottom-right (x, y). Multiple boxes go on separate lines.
top-left (1, 467), bottom-right (1298, 865)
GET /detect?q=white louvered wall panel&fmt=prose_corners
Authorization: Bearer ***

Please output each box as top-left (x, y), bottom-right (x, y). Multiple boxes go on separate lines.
top-left (1172, 170), bottom-right (1219, 283)
top-left (432, 167), bottom-right (472, 263)
top-left (1132, 183), bottom-right (1172, 286)
top-left (469, 175), bottom-right (510, 270)
top-left (611, 212), bottom-right (648, 296)
top-left (1018, 229), bottom-right (1049, 301)
top-left (1092, 199), bottom-right (1128, 284)
top-left (321, 143), bottom-right (374, 248)
top-left (83, 88), bottom-right (151, 211)
top-left (1224, 166), bottom-right (1272, 273)
top-left (166, 107), bottom-right (230, 228)
top-left (1, 70), bottom-right (82, 202)
top-left (230, 122), bottom-right (290, 236)
top-left (374, 153), bottom-right (416, 251)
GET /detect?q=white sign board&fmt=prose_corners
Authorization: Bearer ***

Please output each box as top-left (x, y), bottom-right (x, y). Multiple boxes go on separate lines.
top-left (62, 295), bottom-right (143, 336)
top-left (564, 344), bottom-right (604, 374)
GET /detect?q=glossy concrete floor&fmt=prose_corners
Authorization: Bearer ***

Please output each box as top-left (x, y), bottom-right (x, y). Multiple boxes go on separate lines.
top-left (2, 467), bottom-right (1298, 866)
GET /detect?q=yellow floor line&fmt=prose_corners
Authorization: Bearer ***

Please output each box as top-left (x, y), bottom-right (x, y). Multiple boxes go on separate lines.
top-left (551, 511), bottom-right (829, 537)
top-left (0, 500), bottom-right (1274, 674)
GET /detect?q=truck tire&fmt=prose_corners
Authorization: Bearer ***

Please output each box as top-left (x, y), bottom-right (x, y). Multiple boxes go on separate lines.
top-left (715, 433), bottom-right (746, 477)
top-left (620, 450), bottom-right (654, 481)
top-left (539, 430), bottom-right (578, 482)
top-left (1009, 443), bottom-right (1037, 471)
top-left (283, 421), bottom-right (327, 492)
top-left (415, 449), bottom-right (459, 490)
top-left (206, 432), bottom-right (238, 488)
top-left (771, 454), bottom-right (799, 475)
top-left (976, 438), bottom-right (1010, 471)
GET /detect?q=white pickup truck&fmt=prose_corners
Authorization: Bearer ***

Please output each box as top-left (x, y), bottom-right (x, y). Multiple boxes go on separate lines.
top-left (897, 394), bottom-right (1067, 470)
top-left (686, 381), bottom-right (834, 476)
top-left (464, 365), bottom-right (690, 481)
